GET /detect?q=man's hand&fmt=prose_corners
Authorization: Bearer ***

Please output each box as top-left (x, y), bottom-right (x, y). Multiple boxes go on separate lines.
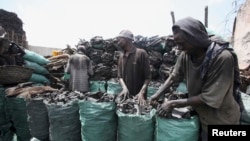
top-left (135, 92), bottom-right (146, 105)
top-left (116, 88), bottom-right (129, 103)
top-left (157, 99), bottom-right (173, 117)
top-left (149, 93), bottom-right (160, 106)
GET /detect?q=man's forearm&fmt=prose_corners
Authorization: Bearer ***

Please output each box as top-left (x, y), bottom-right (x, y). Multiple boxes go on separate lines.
top-left (153, 75), bottom-right (174, 98)
top-left (119, 78), bottom-right (127, 90)
top-left (139, 79), bottom-right (150, 95)
top-left (170, 95), bottom-right (204, 108)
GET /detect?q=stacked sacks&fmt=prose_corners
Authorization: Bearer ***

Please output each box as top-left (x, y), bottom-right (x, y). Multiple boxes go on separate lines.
top-left (134, 35), bottom-right (177, 81)
top-left (23, 49), bottom-right (50, 85)
top-left (88, 36), bottom-right (108, 80)
top-left (0, 86), bottom-right (14, 141)
top-left (86, 36), bottom-right (119, 81)
top-left (77, 34), bottom-right (177, 83)
top-left (30, 90), bottom-right (117, 141)
top-left (4, 82), bottom-right (58, 140)
top-left (78, 37), bottom-right (120, 93)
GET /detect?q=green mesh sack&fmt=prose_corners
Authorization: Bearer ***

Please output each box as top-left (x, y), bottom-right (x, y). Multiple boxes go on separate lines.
top-left (240, 92), bottom-right (250, 124)
top-left (90, 81), bottom-right (106, 93)
top-left (26, 100), bottom-right (50, 141)
top-left (176, 82), bottom-right (188, 94)
top-left (5, 97), bottom-right (31, 141)
top-left (117, 109), bottom-right (156, 141)
top-left (0, 123), bottom-right (14, 141)
top-left (46, 101), bottom-right (81, 141)
top-left (78, 100), bottom-right (117, 141)
top-left (155, 116), bottom-right (200, 141)
top-left (63, 73), bottom-right (70, 81)
top-left (23, 49), bottom-right (50, 65)
top-left (24, 60), bottom-right (49, 75)
top-left (107, 81), bottom-right (122, 95)
top-left (147, 86), bottom-right (159, 98)
top-left (0, 87), bottom-right (9, 125)
top-left (92, 44), bottom-right (104, 49)
top-left (29, 73), bottom-right (50, 84)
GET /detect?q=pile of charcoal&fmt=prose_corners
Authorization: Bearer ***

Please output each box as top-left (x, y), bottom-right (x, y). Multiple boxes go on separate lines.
top-left (116, 98), bottom-right (153, 115)
top-left (31, 91), bottom-right (115, 105)
top-left (0, 9), bottom-right (25, 34)
top-left (74, 34), bottom-right (178, 82)
top-left (155, 92), bottom-right (195, 119)
top-left (77, 36), bottom-right (119, 81)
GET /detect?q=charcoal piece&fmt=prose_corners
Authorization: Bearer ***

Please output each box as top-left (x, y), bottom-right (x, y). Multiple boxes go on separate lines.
top-left (113, 51), bottom-right (121, 63)
top-left (159, 64), bottom-right (173, 80)
top-left (134, 35), bottom-right (148, 49)
top-left (147, 36), bottom-right (164, 53)
top-left (92, 63), bottom-right (111, 80)
top-left (90, 36), bottom-right (105, 49)
top-left (103, 39), bottom-right (119, 53)
top-left (162, 51), bottom-right (177, 65)
top-left (88, 48), bottom-right (104, 64)
top-left (116, 98), bottom-right (153, 115)
top-left (150, 65), bottom-right (159, 80)
top-left (148, 51), bottom-right (162, 68)
top-left (110, 65), bottom-right (118, 78)
top-left (101, 52), bottom-right (114, 66)
top-left (147, 36), bottom-right (162, 47)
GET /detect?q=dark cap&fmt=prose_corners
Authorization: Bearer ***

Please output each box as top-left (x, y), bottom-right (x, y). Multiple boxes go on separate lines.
top-left (117, 30), bottom-right (134, 40)
top-left (77, 45), bottom-right (87, 53)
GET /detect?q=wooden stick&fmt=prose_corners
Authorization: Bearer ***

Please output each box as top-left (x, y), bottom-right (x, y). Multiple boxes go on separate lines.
top-left (171, 11), bottom-right (175, 25)
top-left (204, 6), bottom-right (208, 27)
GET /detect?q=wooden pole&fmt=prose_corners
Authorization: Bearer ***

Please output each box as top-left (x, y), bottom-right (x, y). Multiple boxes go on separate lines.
top-left (171, 11), bottom-right (175, 25)
top-left (204, 6), bottom-right (208, 27)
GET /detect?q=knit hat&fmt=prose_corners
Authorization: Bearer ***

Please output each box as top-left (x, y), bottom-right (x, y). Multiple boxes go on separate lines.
top-left (117, 30), bottom-right (134, 40)
top-left (77, 45), bottom-right (87, 53)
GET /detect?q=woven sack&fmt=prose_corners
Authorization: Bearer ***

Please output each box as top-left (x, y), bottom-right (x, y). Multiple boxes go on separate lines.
top-left (0, 65), bottom-right (33, 85)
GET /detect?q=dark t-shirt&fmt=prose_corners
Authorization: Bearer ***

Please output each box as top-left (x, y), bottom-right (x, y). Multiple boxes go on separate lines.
top-left (172, 49), bottom-right (240, 132)
top-left (118, 47), bottom-right (151, 97)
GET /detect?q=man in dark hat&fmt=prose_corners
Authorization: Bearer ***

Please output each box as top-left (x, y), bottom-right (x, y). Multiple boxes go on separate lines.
top-left (116, 29), bottom-right (151, 105)
top-left (150, 17), bottom-right (241, 141)
top-left (65, 45), bottom-right (93, 92)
